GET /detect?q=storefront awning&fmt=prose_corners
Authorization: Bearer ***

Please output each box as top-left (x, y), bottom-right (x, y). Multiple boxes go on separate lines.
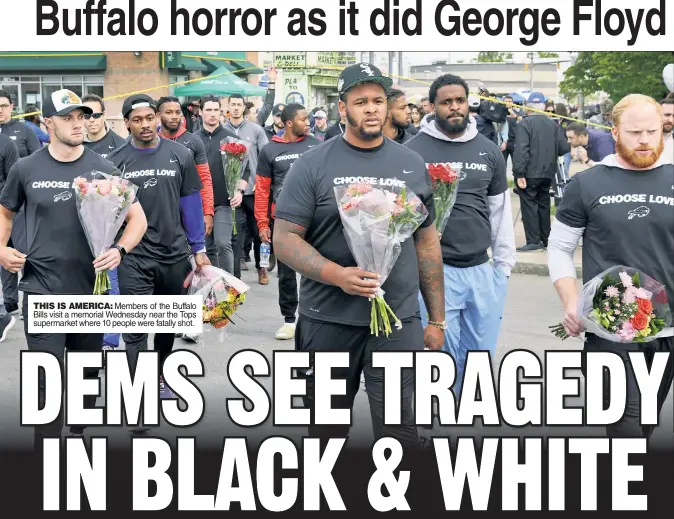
top-left (0, 52), bottom-right (106, 72)
top-left (174, 67), bottom-right (267, 98)
top-left (160, 52), bottom-right (209, 71)
top-left (229, 60), bottom-right (264, 75)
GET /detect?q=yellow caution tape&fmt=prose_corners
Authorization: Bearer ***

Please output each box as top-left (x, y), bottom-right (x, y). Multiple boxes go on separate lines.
top-left (9, 58), bottom-right (611, 130)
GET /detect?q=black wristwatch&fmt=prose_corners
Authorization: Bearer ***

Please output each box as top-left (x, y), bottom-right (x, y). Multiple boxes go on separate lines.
top-left (239, 188), bottom-right (245, 195)
top-left (112, 244), bottom-right (127, 259)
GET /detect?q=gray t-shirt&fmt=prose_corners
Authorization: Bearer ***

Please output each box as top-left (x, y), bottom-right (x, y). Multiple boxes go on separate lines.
top-left (274, 136), bottom-right (435, 326)
top-left (405, 131), bottom-right (508, 268)
top-left (556, 163), bottom-right (674, 312)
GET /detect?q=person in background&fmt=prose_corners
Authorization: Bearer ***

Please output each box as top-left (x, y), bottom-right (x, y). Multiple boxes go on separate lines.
top-left (254, 66), bottom-right (278, 130)
top-left (22, 107), bottom-right (49, 146)
top-left (264, 103), bottom-right (285, 141)
top-left (588, 99), bottom-right (614, 131)
top-left (311, 110), bottom-right (329, 141)
top-left (324, 107), bottom-right (346, 140)
top-left (224, 93), bottom-right (270, 284)
top-left (0, 133), bottom-right (19, 341)
top-left (383, 89), bottom-right (413, 144)
top-left (408, 104), bottom-right (422, 134)
top-left (554, 103), bottom-right (572, 173)
top-left (469, 95), bottom-right (497, 144)
top-left (255, 103), bottom-right (319, 341)
top-left (244, 102), bottom-right (258, 123)
top-left (501, 95), bottom-right (517, 168)
top-left (566, 122), bottom-right (616, 167)
top-left (420, 96), bottom-right (433, 115)
top-left (661, 97), bottom-right (673, 164)
top-left (0, 90), bottom-right (40, 319)
top-left (548, 94), bottom-right (674, 439)
top-left (82, 94), bottom-right (126, 159)
top-left (197, 94), bottom-right (249, 277)
top-left (512, 92), bottom-right (570, 252)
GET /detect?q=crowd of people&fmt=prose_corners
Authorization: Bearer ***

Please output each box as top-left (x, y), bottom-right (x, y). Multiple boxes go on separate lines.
top-left (0, 59), bottom-right (672, 447)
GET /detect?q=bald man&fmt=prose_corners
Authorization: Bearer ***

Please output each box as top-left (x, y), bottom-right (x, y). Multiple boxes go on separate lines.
top-left (548, 94), bottom-right (674, 439)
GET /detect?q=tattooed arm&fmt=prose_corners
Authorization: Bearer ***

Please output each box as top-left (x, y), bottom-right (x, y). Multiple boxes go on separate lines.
top-left (414, 225), bottom-right (445, 322)
top-left (273, 218), bottom-right (380, 297)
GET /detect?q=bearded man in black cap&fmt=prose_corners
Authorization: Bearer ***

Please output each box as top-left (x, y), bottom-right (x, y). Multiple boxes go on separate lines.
top-left (273, 63), bottom-right (446, 447)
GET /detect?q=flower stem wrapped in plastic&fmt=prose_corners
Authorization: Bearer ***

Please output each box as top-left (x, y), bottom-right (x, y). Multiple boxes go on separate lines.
top-left (72, 171), bottom-right (138, 295)
top-left (220, 137), bottom-right (250, 236)
top-left (187, 265), bottom-right (250, 333)
top-left (427, 163), bottom-right (461, 236)
top-left (334, 181), bottom-right (428, 337)
top-left (550, 266), bottom-right (673, 343)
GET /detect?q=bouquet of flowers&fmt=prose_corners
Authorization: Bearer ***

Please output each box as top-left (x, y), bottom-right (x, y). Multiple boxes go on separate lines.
top-left (334, 181), bottom-right (428, 337)
top-left (550, 266), bottom-right (673, 343)
top-left (187, 265), bottom-right (250, 330)
top-left (220, 137), bottom-right (250, 235)
top-left (427, 163), bottom-right (461, 236)
top-left (72, 171), bottom-right (138, 295)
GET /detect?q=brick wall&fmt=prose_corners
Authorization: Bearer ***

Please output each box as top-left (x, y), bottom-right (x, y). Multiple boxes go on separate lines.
top-left (104, 52), bottom-right (169, 137)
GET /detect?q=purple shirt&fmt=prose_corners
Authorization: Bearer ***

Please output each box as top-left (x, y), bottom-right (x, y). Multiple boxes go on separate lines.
top-left (587, 129), bottom-right (616, 162)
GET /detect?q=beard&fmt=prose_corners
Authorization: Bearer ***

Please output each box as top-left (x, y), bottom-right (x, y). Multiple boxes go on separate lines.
top-left (616, 135), bottom-right (664, 169)
top-left (664, 123), bottom-right (673, 135)
top-left (54, 127), bottom-right (83, 147)
top-left (436, 112), bottom-right (469, 135)
top-left (290, 123), bottom-right (305, 138)
top-left (346, 110), bottom-right (383, 141)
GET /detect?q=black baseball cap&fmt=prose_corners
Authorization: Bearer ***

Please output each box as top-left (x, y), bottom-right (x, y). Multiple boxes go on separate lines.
top-left (122, 94), bottom-right (156, 119)
top-left (41, 89), bottom-right (93, 118)
top-left (337, 62), bottom-right (393, 96)
top-left (272, 103), bottom-right (285, 116)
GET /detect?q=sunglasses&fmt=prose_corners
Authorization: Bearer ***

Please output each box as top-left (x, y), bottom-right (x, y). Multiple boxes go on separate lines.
top-left (84, 112), bottom-right (104, 120)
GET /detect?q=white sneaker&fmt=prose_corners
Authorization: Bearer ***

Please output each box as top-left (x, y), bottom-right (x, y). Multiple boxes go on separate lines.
top-left (181, 333), bottom-right (201, 343)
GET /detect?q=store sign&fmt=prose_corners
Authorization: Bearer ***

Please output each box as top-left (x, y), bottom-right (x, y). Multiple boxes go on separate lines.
top-left (282, 71), bottom-right (308, 105)
top-left (316, 52), bottom-right (357, 67)
top-left (311, 76), bottom-right (339, 88)
top-left (274, 53), bottom-right (306, 69)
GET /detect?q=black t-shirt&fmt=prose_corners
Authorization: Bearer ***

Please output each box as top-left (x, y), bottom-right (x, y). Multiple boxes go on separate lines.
top-left (166, 130), bottom-right (209, 168)
top-left (0, 147), bottom-right (121, 294)
top-left (274, 136), bottom-right (435, 327)
top-left (257, 135), bottom-right (321, 203)
top-left (84, 129), bottom-right (127, 159)
top-left (405, 132), bottom-right (508, 268)
top-left (0, 133), bottom-right (19, 192)
top-left (107, 138), bottom-right (203, 263)
top-left (556, 163), bottom-right (674, 312)
top-left (325, 123), bottom-right (345, 141)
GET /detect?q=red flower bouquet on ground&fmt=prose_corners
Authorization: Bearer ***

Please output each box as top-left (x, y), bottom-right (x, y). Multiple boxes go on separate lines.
top-left (427, 163), bottom-right (461, 236)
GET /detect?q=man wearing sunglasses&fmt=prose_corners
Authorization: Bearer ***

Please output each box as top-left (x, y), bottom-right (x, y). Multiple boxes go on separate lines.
top-left (82, 94), bottom-right (126, 159)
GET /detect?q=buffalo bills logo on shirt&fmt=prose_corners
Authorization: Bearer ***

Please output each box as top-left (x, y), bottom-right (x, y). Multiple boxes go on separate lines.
top-left (144, 178), bottom-right (158, 189)
top-left (627, 206), bottom-right (650, 220)
top-left (53, 191), bottom-right (72, 203)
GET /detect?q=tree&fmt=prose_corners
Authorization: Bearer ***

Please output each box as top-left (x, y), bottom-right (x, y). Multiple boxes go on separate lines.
top-left (560, 52), bottom-right (674, 102)
top-left (537, 52), bottom-right (559, 59)
top-left (477, 52), bottom-right (513, 63)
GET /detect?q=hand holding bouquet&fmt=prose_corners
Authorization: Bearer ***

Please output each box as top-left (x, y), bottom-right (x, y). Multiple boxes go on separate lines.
top-left (220, 137), bottom-right (250, 235)
top-left (551, 266), bottom-right (673, 343)
top-left (72, 171), bottom-right (138, 295)
top-left (427, 163), bottom-right (461, 237)
top-left (334, 181), bottom-right (428, 337)
top-left (187, 265), bottom-right (250, 330)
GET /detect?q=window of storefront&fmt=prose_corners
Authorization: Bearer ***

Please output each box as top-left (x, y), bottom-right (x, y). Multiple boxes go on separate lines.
top-left (0, 75), bottom-right (104, 113)
top-left (169, 75), bottom-right (189, 101)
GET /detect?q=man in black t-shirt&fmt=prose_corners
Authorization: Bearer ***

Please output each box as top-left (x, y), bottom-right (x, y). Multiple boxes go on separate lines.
top-left (273, 63), bottom-right (446, 447)
top-left (255, 103), bottom-right (320, 341)
top-left (0, 133), bottom-right (19, 340)
top-left (82, 94), bottom-right (127, 159)
top-left (108, 94), bottom-right (207, 408)
top-left (405, 74), bottom-right (516, 397)
top-left (0, 89), bottom-right (147, 445)
top-left (548, 94), bottom-right (674, 439)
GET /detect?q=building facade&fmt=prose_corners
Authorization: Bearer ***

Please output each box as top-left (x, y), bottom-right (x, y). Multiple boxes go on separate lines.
top-left (0, 51), bottom-right (264, 135)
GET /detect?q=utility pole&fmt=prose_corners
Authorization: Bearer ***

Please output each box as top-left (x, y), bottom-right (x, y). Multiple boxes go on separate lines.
top-left (398, 51), bottom-right (404, 80)
top-left (528, 52), bottom-right (534, 90)
top-left (388, 51), bottom-right (394, 77)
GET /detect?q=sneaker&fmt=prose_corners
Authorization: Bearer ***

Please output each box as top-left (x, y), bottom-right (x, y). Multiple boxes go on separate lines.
top-left (516, 243), bottom-right (544, 252)
top-left (4, 302), bottom-right (19, 315)
top-left (181, 333), bottom-right (200, 343)
top-left (159, 377), bottom-right (175, 399)
top-left (267, 254), bottom-right (276, 272)
top-left (240, 259), bottom-right (249, 271)
top-left (0, 314), bottom-right (16, 343)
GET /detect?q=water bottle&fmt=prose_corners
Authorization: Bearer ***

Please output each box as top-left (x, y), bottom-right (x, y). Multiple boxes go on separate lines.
top-left (260, 242), bottom-right (271, 269)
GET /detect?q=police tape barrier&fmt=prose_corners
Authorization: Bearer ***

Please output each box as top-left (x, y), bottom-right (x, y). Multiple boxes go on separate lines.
top-left (10, 58), bottom-right (611, 130)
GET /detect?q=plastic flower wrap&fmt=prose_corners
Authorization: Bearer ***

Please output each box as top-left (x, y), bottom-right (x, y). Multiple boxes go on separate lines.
top-left (72, 171), bottom-right (138, 295)
top-left (427, 163), bottom-right (461, 236)
top-left (187, 265), bottom-right (250, 335)
top-left (220, 137), bottom-right (250, 235)
top-left (551, 266), bottom-right (673, 343)
top-left (334, 181), bottom-right (428, 337)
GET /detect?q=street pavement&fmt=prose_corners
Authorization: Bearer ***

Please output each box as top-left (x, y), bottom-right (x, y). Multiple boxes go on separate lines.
top-left (1, 265), bottom-right (672, 450)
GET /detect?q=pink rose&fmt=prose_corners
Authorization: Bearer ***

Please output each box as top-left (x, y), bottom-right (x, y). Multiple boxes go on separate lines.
top-left (74, 177), bottom-right (87, 187)
top-left (97, 180), bottom-right (112, 196)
